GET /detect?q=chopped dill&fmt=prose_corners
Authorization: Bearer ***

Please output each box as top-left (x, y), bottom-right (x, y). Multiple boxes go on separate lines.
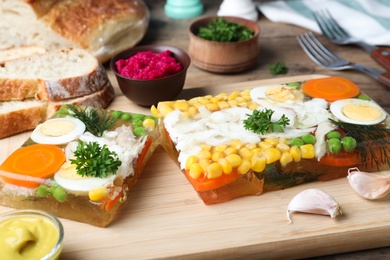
top-left (330, 119), bottom-right (390, 170)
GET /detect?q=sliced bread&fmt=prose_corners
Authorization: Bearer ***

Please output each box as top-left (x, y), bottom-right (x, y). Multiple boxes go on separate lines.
top-left (0, 82), bottom-right (115, 139)
top-left (0, 48), bottom-right (108, 101)
top-left (0, 46), bottom-right (47, 64)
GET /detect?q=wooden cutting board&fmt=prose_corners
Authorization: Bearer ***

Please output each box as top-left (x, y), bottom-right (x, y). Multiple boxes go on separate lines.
top-left (1, 74), bottom-right (390, 260)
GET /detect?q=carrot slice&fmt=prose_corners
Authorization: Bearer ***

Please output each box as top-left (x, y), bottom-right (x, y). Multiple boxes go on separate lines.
top-left (319, 151), bottom-right (360, 167)
top-left (302, 77), bottom-right (360, 102)
top-left (184, 169), bottom-right (239, 192)
top-left (0, 144), bottom-right (65, 188)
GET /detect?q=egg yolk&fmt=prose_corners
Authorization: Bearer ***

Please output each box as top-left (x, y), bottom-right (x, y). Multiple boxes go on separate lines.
top-left (265, 86), bottom-right (304, 102)
top-left (342, 104), bottom-right (382, 122)
top-left (41, 120), bottom-right (76, 137)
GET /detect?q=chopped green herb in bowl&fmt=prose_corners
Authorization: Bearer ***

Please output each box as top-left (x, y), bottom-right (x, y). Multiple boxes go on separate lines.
top-left (197, 17), bottom-right (254, 42)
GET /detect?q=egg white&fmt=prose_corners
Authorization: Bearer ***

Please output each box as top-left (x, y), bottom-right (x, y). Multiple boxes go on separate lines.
top-left (330, 99), bottom-right (386, 125)
top-left (250, 85), bottom-right (304, 105)
top-left (31, 117), bottom-right (86, 145)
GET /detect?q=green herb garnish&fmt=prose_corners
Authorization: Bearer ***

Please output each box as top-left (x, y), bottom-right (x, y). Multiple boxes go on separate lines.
top-left (244, 108), bottom-right (290, 134)
top-left (70, 141), bottom-right (122, 178)
top-left (66, 105), bottom-right (118, 137)
top-left (268, 61), bottom-right (288, 75)
top-left (197, 17), bottom-right (254, 42)
top-left (329, 119), bottom-right (390, 170)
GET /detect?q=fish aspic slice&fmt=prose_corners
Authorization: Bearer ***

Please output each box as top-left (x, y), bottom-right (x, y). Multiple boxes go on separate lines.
top-left (152, 77), bottom-right (390, 205)
top-left (0, 105), bottom-right (160, 227)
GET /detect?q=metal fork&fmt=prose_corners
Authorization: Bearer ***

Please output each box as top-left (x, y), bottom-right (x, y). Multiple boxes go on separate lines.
top-left (297, 32), bottom-right (390, 89)
top-left (313, 10), bottom-right (390, 70)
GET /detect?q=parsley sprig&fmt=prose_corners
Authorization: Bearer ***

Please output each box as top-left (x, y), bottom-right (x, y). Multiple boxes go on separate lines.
top-left (268, 61), bottom-right (288, 75)
top-left (243, 108), bottom-right (290, 134)
top-left (197, 18), bottom-right (254, 42)
top-left (70, 141), bottom-right (122, 178)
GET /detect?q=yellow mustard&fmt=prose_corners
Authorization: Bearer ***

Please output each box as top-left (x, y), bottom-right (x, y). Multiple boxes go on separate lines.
top-left (0, 216), bottom-right (59, 260)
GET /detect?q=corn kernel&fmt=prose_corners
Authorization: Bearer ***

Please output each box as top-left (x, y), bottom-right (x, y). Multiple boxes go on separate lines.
top-left (276, 143), bottom-right (290, 153)
top-left (189, 163), bottom-right (204, 179)
top-left (198, 97), bottom-right (211, 104)
top-left (150, 105), bottom-right (159, 117)
top-left (143, 118), bottom-right (155, 129)
top-left (185, 155), bottom-right (198, 170)
top-left (198, 159), bottom-right (211, 170)
top-left (248, 102), bottom-right (259, 110)
top-left (259, 141), bottom-right (273, 150)
top-left (218, 101), bottom-right (230, 110)
top-left (197, 150), bottom-right (212, 160)
top-left (230, 139), bottom-right (243, 149)
top-left (210, 97), bottom-right (219, 104)
top-left (173, 101), bottom-right (190, 111)
top-left (200, 144), bottom-right (211, 151)
top-left (192, 102), bottom-right (203, 109)
top-left (225, 154), bottom-right (242, 168)
top-left (228, 100), bottom-right (239, 107)
top-left (245, 143), bottom-right (257, 150)
top-left (218, 158), bottom-right (233, 174)
top-left (215, 92), bottom-right (228, 100)
top-left (228, 91), bottom-right (240, 100)
top-left (300, 144), bottom-right (315, 159)
top-left (251, 154), bottom-right (267, 172)
top-left (205, 103), bottom-right (219, 111)
top-left (290, 146), bottom-right (302, 162)
top-left (89, 187), bottom-right (108, 202)
top-left (264, 138), bottom-right (278, 147)
top-left (211, 151), bottom-right (224, 162)
top-left (239, 147), bottom-right (253, 160)
top-left (235, 96), bottom-right (245, 103)
top-left (158, 103), bottom-right (173, 116)
top-left (224, 147), bottom-right (238, 155)
top-left (214, 144), bottom-right (228, 153)
top-left (280, 152), bottom-right (293, 166)
top-left (207, 163), bottom-right (223, 179)
top-left (238, 102), bottom-right (248, 108)
top-left (262, 147), bottom-right (282, 164)
top-left (238, 159), bottom-right (251, 174)
top-left (188, 106), bottom-right (198, 116)
top-left (279, 137), bottom-right (288, 145)
top-left (251, 147), bottom-right (262, 155)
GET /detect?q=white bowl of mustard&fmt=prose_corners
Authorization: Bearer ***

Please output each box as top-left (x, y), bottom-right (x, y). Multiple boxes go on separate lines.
top-left (0, 209), bottom-right (64, 260)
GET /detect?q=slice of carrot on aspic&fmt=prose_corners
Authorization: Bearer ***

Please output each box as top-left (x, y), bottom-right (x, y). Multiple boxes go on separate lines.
top-left (0, 144), bottom-right (66, 188)
top-left (302, 77), bottom-right (360, 102)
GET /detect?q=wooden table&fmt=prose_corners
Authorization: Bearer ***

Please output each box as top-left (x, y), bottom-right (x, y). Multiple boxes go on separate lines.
top-left (140, 1), bottom-right (390, 259)
top-left (1, 1), bottom-right (390, 259)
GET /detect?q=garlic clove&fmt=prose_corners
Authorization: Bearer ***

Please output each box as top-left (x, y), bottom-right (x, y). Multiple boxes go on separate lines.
top-left (347, 167), bottom-right (390, 200)
top-left (287, 188), bottom-right (342, 223)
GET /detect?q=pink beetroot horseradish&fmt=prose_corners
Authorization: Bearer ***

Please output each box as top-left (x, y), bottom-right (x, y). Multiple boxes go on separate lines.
top-left (116, 50), bottom-right (183, 80)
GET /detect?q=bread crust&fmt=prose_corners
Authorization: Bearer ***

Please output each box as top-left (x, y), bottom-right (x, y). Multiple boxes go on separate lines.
top-left (25, 0), bottom-right (150, 62)
top-left (0, 102), bottom-right (46, 139)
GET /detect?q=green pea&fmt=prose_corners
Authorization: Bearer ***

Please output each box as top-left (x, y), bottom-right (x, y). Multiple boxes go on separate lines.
top-left (342, 136), bottom-right (357, 152)
top-left (327, 138), bottom-right (342, 154)
top-left (133, 127), bottom-right (147, 136)
top-left (132, 113), bottom-right (145, 120)
top-left (326, 131), bottom-right (341, 139)
top-left (37, 185), bottom-right (50, 197)
top-left (301, 134), bottom-right (316, 144)
top-left (112, 110), bottom-right (124, 118)
top-left (52, 186), bottom-right (67, 202)
top-left (286, 82), bottom-right (301, 89)
top-left (290, 137), bottom-right (304, 147)
top-left (132, 118), bottom-right (143, 127)
top-left (121, 113), bottom-right (132, 121)
top-left (357, 94), bottom-right (371, 101)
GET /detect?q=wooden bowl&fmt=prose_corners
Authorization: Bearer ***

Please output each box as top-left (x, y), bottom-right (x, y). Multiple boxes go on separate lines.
top-left (188, 16), bottom-right (260, 73)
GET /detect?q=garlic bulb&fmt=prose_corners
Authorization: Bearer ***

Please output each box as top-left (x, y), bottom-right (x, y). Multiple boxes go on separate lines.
top-left (347, 167), bottom-right (390, 200)
top-left (287, 188), bottom-right (342, 223)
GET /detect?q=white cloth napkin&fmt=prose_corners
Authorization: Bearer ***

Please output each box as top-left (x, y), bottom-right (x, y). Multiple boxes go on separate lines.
top-left (257, 0), bottom-right (390, 46)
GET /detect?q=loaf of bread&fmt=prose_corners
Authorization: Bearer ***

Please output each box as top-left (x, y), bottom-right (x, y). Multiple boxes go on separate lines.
top-left (0, 0), bottom-right (150, 63)
top-left (0, 48), bottom-right (115, 139)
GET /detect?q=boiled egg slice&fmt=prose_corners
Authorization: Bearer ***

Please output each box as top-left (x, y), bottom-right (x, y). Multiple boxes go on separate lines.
top-left (53, 161), bottom-right (116, 195)
top-left (250, 85), bottom-right (304, 104)
top-left (330, 99), bottom-right (386, 125)
top-left (31, 117), bottom-right (86, 145)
